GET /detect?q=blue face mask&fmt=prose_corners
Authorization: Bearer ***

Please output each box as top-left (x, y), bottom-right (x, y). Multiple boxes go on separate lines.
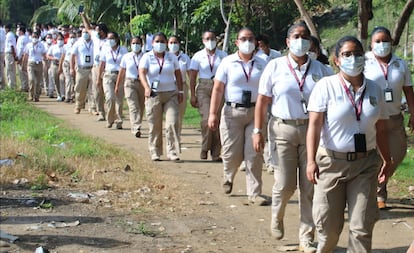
top-left (340, 55), bottom-right (365, 77)
top-left (109, 39), bottom-right (117, 47)
top-left (82, 32), bottom-right (90, 40)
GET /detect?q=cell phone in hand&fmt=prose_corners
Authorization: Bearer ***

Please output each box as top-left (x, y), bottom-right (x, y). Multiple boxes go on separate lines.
top-left (78, 5), bottom-right (84, 14)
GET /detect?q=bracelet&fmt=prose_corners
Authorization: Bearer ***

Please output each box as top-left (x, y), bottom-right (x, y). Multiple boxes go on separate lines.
top-left (178, 91), bottom-right (184, 94)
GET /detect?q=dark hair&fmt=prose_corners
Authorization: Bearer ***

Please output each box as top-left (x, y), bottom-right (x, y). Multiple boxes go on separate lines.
top-left (5, 23), bottom-right (12, 29)
top-left (287, 22), bottom-right (310, 38)
top-left (310, 35), bottom-right (330, 65)
top-left (97, 23), bottom-right (108, 34)
top-left (202, 30), bottom-right (216, 39)
top-left (32, 31), bottom-right (40, 37)
top-left (334, 36), bottom-right (363, 57)
top-left (57, 32), bottom-right (64, 40)
top-left (237, 27), bottom-right (255, 39)
top-left (256, 34), bottom-right (270, 45)
top-left (153, 32), bottom-right (167, 41)
top-left (18, 26), bottom-right (26, 33)
top-left (131, 35), bottom-right (142, 44)
top-left (371, 26), bottom-right (391, 39)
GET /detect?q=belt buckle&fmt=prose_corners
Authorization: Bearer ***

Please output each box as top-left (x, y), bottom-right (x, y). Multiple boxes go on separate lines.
top-left (36, 61), bottom-right (40, 64)
top-left (230, 102), bottom-right (237, 108)
top-left (346, 152), bottom-right (357, 161)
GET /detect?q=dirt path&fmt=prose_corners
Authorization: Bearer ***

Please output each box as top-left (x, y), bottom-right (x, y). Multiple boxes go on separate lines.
top-left (1, 96), bottom-right (413, 253)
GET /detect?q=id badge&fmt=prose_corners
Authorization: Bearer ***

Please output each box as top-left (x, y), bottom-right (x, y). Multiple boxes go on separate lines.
top-left (354, 133), bottom-right (367, 152)
top-left (301, 98), bottom-right (308, 114)
top-left (95, 55), bottom-right (100, 62)
top-left (150, 80), bottom-right (159, 97)
top-left (85, 55), bottom-right (91, 63)
top-left (384, 88), bottom-right (393, 103)
top-left (242, 90), bottom-right (252, 107)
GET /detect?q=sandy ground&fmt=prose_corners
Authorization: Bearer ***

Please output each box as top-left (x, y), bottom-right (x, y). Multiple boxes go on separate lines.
top-left (1, 95), bottom-right (413, 253)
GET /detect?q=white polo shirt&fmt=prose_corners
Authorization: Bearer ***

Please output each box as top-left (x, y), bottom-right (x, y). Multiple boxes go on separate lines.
top-left (100, 45), bottom-right (128, 72)
top-left (24, 42), bottom-right (46, 62)
top-left (215, 52), bottom-right (266, 103)
top-left (71, 38), bottom-right (94, 67)
top-left (189, 48), bottom-right (227, 79)
top-left (120, 51), bottom-right (142, 79)
top-left (139, 50), bottom-right (179, 92)
top-left (176, 52), bottom-right (191, 82)
top-left (255, 48), bottom-right (282, 63)
top-left (47, 43), bottom-right (64, 62)
top-left (308, 74), bottom-right (387, 152)
top-left (5, 31), bottom-right (16, 53)
top-left (63, 41), bottom-right (75, 62)
top-left (364, 51), bottom-right (413, 116)
top-left (0, 28), bottom-right (5, 53)
top-left (258, 54), bottom-right (332, 120)
top-left (91, 32), bottom-right (107, 65)
top-left (16, 34), bottom-right (30, 60)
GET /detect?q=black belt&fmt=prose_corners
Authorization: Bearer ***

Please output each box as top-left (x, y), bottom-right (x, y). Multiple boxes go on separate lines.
top-left (78, 66), bottom-right (92, 70)
top-left (126, 78), bottom-right (139, 82)
top-left (226, 102), bottom-right (255, 108)
top-left (107, 71), bottom-right (119, 74)
top-left (323, 148), bottom-right (377, 161)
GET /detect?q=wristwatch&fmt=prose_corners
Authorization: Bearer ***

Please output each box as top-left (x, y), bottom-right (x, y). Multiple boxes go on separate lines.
top-left (253, 128), bottom-right (262, 134)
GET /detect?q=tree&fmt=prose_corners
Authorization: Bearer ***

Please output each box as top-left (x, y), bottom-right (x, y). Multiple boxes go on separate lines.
top-left (357, 0), bottom-right (373, 50)
top-left (293, 0), bottom-right (320, 39)
top-left (391, 0), bottom-right (414, 46)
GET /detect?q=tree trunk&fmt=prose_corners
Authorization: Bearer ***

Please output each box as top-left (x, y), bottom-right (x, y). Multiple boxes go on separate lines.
top-left (293, 0), bottom-right (319, 39)
top-left (220, 0), bottom-right (232, 53)
top-left (358, 0), bottom-right (372, 50)
top-left (391, 0), bottom-right (414, 46)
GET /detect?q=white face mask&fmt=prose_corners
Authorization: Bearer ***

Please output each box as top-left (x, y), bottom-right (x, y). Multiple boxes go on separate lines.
top-left (372, 42), bottom-right (391, 57)
top-left (307, 51), bottom-right (318, 60)
top-left (46, 38), bottom-right (52, 44)
top-left (168, 43), bottom-right (180, 53)
top-left (204, 40), bottom-right (217, 51)
top-left (108, 39), bottom-right (117, 47)
top-left (82, 32), bottom-right (90, 40)
top-left (131, 43), bottom-right (142, 53)
top-left (153, 42), bottom-right (166, 53)
top-left (238, 40), bottom-right (255, 54)
top-left (289, 38), bottom-right (311, 57)
top-left (57, 40), bottom-right (64, 47)
top-left (340, 55), bottom-right (365, 77)
top-left (69, 38), bottom-right (76, 44)
top-left (32, 38), bottom-right (39, 44)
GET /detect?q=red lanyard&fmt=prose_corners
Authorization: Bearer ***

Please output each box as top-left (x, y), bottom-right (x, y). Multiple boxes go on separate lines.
top-left (110, 47), bottom-right (120, 63)
top-left (155, 54), bottom-right (164, 74)
top-left (84, 41), bottom-right (92, 52)
top-left (286, 56), bottom-right (311, 92)
top-left (132, 54), bottom-right (141, 69)
top-left (376, 59), bottom-right (388, 81)
top-left (339, 74), bottom-right (366, 121)
top-left (239, 61), bottom-right (255, 82)
top-left (207, 53), bottom-right (215, 72)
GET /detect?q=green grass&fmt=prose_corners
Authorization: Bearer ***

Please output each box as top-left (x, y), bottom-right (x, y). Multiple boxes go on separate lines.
top-left (183, 98), bottom-right (201, 128)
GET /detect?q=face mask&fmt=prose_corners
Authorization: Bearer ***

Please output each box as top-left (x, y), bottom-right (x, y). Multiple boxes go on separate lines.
top-left (238, 40), bottom-right (255, 54)
top-left (57, 40), bottom-right (64, 47)
top-left (131, 44), bottom-right (141, 53)
top-left (108, 39), bottom-right (117, 47)
top-left (168, 43), bottom-right (180, 53)
top-left (82, 32), bottom-right (90, 40)
top-left (46, 38), bottom-right (52, 44)
top-left (289, 38), bottom-right (311, 57)
top-left (307, 51), bottom-right (318, 60)
top-left (69, 38), bottom-right (76, 44)
top-left (32, 38), bottom-right (39, 44)
top-left (96, 33), bottom-right (101, 39)
top-left (340, 55), bottom-right (365, 77)
top-left (153, 42), bottom-right (166, 53)
top-left (204, 40), bottom-right (216, 50)
top-left (52, 34), bottom-right (57, 39)
top-left (372, 42), bottom-right (391, 57)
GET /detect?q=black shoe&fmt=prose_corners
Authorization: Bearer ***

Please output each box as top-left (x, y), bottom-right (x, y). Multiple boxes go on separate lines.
top-left (135, 130), bottom-right (141, 138)
top-left (223, 181), bottom-right (233, 194)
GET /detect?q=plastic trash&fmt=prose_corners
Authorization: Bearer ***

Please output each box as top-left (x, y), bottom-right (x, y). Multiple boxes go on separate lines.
top-left (51, 142), bottom-right (66, 149)
top-left (0, 159), bottom-right (14, 167)
top-left (35, 246), bottom-right (50, 253)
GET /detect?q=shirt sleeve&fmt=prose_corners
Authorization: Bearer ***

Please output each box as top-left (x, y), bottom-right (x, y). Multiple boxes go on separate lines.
top-left (214, 58), bottom-right (227, 84)
top-left (138, 53), bottom-right (149, 70)
top-left (189, 53), bottom-right (200, 71)
top-left (120, 55), bottom-right (127, 69)
top-left (307, 77), bottom-right (329, 113)
top-left (258, 60), bottom-right (276, 97)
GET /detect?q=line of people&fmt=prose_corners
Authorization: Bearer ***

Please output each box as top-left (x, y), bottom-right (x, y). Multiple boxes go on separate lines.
top-left (1, 17), bottom-right (413, 252)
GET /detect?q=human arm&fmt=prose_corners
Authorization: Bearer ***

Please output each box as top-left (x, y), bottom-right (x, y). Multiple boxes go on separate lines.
top-left (189, 69), bottom-right (199, 108)
top-left (306, 111), bottom-right (324, 184)
top-left (252, 94), bottom-right (272, 152)
top-left (139, 67), bottom-right (151, 98)
top-left (115, 68), bottom-right (126, 95)
top-left (403, 86), bottom-right (414, 132)
top-left (70, 53), bottom-right (76, 77)
top-left (96, 61), bottom-right (105, 87)
top-left (207, 79), bottom-right (224, 131)
top-left (174, 69), bottom-right (184, 103)
top-left (376, 119), bottom-right (392, 184)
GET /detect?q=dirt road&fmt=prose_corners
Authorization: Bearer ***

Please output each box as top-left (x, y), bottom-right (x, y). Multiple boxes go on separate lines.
top-left (1, 96), bottom-right (413, 252)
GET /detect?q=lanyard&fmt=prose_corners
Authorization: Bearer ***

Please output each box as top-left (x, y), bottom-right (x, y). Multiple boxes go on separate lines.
top-left (286, 56), bottom-right (311, 92)
top-left (239, 60), bottom-right (255, 82)
top-left (376, 59), bottom-right (388, 81)
top-left (132, 53), bottom-right (141, 69)
top-left (339, 74), bottom-right (366, 121)
top-left (207, 53), bottom-right (215, 72)
top-left (110, 47), bottom-right (120, 63)
top-left (84, 40), bottom-right (92, 52)
top-left (32, 44), bottom-right (38, 54)
top-left (155, 54), bottom-right (164, 74)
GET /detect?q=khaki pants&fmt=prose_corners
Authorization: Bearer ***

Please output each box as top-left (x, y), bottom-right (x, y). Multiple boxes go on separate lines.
top-left (74, 68), bottom-right (92, 110)
top-left (377, 113), bottom-right (407, 202)
top-left (50, 63), bottom-right (64, 97)
top-left (63, 61), bottom-right (74, 100)
top-left (0, 52), bottom-right (5, 89)
top-left (18, 62), bottom-right (28, 90)
top-left (92, 65), bottom-right (105, 116)
top-left (42, 60), bottom-right (51, 94)
top-left (124, 78), bottom-right (145, 133)
top-left (314, 147), bottom-right (381, 253)
top-left (178, 81), bottom-right (188, 137)
top-left (145, 91), bottom-right (180, 157)
top-left (27, 62), bottom-right (43, 100)
top-left (5, 53), bottom-right (16, 89)
top-left (103, 72), bottom-right (123, 125)
top-left (196, 78), bottom-right (221, 158)
top-left (220, 105), bottom-right (264, 197)
top-left (270, 118), bottom-right (314, 244)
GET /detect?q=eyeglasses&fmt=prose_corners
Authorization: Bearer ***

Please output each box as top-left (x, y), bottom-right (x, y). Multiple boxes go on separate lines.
top-left (238, 37), bottom-right (255, 42)
top-left (340, 51), bottom-right (364, 57)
